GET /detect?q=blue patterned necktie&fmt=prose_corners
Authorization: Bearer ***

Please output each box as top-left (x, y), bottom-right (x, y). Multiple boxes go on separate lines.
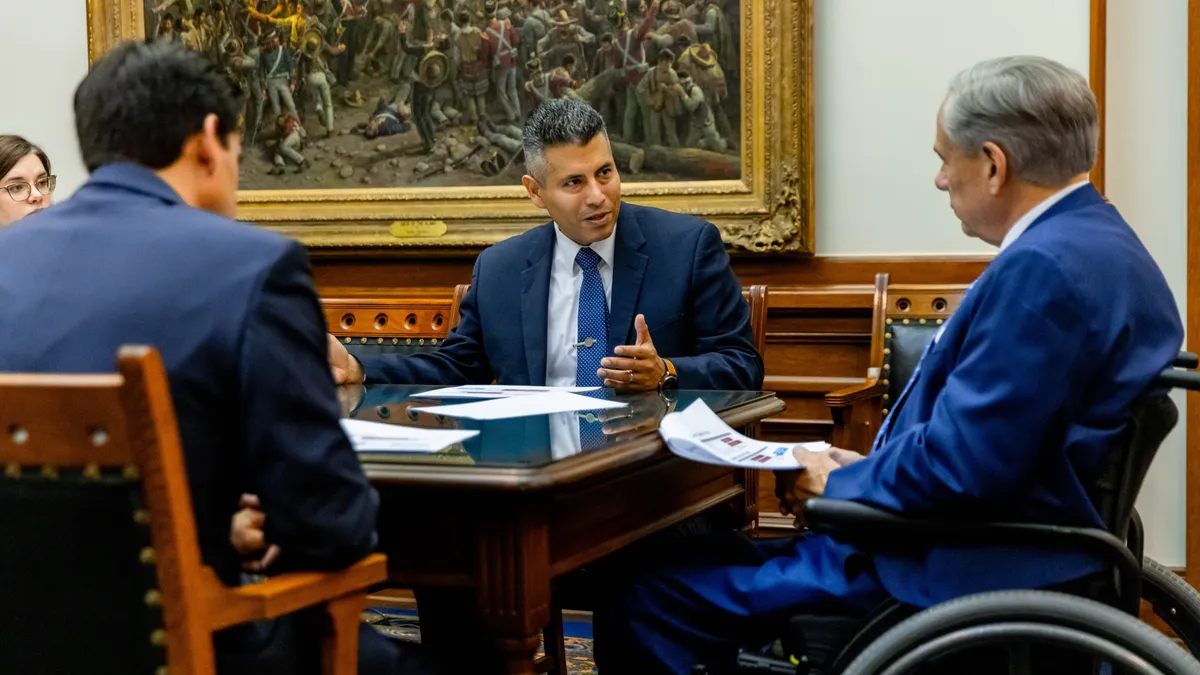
top-left (574, 247), bottom-right (609, 387)
top-left (574, 247), bottom-right (609, 451)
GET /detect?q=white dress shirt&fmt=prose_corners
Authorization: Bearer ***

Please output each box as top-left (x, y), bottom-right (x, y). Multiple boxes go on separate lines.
top-left (545, 222), bottom-right (617, 387)
top-left (998, 180), bottom-right (1090, 252)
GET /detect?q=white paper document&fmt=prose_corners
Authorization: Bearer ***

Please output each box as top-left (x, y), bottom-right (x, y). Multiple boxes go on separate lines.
top-left (339, 418), bottom-right (479, 453)
top-left (658, 400), bottom-right (830, 469)
top-left (411, 390), bottom-right (627, 420)
top-left (414, 384), bottom-right (600, 399)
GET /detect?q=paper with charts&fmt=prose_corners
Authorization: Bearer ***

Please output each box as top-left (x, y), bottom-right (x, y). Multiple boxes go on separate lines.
top-left (657, 400), bottom-right (830, 469)
top-left (414, 385), bottom-right (600, 399)
top-left (339, 419), bottom-right (478, 453)
top-left (411, 390), bottom-right (626, 420)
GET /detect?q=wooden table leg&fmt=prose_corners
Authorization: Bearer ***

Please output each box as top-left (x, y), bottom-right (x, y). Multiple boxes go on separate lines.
top-left (477, 503), bottom-right (551, 675)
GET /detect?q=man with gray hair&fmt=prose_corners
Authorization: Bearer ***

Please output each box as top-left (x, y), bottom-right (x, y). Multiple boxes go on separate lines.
top-left (595, 55), bottom-right (1184, 674)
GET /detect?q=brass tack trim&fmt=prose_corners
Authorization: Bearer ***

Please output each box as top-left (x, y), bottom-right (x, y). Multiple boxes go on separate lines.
top-left (83, 464), bottom-right (101, 481)
top-left (902, 318), bottom-right (910, 325)
top-left (882, 408), bottom-right (889, 415)
top-left (145, 590), bottom-right (163, 607)
top-left (432, 339), bottom-right (439, 345)
top-left (406, 338), bottom-right (412, 344)
top-left (885, 332), bottom-right (892, 339)
top-left (392, 338), bottom-right (399, 344)
top-left (157, 668), bottom-right (168, 675)
top-left (881, 380), bottom-right (889, 386)
top-left (883, 364), bottom-right (891, 370)
top-left (133, 509), bottom-right (150, 525)
top-left (5, 463), bottom-right (20, 478)
top-left (150, 629), bottom-right (167, 647)
top-left (359, 337), bottom-right (367, 344)
top-left (124, 465), bottom-right (140, 480)
top-left (140, 547), bottom-right (157, 565)
top-left (41, 466), bottom-right (59, 480)
top-left (419, 339), bottom-right (426, 345)
top-left (883, 348), bottom-right (891, 355)
top-left (885, 318), bottom-right (893, 325)
top-left (919, 318), bottom-right (927, 324)
top-left (377, 338), bottom-right (384, 344)
top-left (343, 337), bottom-right (351, 344)
top-left (936, 319), bottom-right (944, 324)
top-left (882, 394), bottom-right (890, 401)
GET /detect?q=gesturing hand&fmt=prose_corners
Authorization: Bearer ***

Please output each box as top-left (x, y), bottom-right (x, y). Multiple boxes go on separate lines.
top-left (598, 314), bottom-right (666, 392)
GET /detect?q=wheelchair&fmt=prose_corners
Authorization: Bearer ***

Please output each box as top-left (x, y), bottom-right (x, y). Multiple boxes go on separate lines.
top-left (696, 353), bottom-right (1200, 675)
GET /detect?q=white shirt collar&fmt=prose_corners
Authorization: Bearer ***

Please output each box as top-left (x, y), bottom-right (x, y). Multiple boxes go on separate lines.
top-left (998, 180), bottom-right (1090, 252)
top-left (553, 221), bottom-right (617, 274)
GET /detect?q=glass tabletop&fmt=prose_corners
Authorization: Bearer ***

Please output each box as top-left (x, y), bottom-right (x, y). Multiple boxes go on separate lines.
top-left (339, 386), bottom-right (774, 470)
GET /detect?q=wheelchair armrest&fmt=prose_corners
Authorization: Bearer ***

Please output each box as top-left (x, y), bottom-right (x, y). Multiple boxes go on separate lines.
top-left (1173, 351), bottom-right (1198, 369)
top-left (802, 498), bottom-right (1138, 577)
top-left (1156, 367), bottom-right (1200, 391)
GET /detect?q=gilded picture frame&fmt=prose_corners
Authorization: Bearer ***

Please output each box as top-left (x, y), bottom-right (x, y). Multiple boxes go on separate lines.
top-left (86, 0), bottom-right (813, 254)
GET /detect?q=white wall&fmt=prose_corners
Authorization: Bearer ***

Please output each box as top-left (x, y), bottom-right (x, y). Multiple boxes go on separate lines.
top-left (0, 0), bottom-right (1189, 566)
top-left (1105, 0), bottom-right (1189, 568)
top-left (813, 0), bottom-right (1092, 255)
top-left (0, 0), bottom-right (89, 197)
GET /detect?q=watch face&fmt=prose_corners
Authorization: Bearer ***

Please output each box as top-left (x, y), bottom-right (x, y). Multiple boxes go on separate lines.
top-left (661, 374), bottom-right (679, 391)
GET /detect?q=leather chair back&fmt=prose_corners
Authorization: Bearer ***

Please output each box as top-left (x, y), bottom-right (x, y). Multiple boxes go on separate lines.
top-left (0, 347), bottom-right (215, 674)
top-left (878, 283), bottom-right (968, 418)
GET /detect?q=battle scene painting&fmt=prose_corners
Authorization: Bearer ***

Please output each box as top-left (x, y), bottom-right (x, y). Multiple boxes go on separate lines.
top-left (143, 0), bottom-right (742, 190)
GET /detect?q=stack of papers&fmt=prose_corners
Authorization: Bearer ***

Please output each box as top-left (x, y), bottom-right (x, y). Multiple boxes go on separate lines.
top-left (411, 390), bottom-right (627, 421)
top-left (415, 385), bottom-right (599, 399)
top-left (658, 400), bottom-right (830, 469)
top-left (339, 418), bottom-right (478, 453)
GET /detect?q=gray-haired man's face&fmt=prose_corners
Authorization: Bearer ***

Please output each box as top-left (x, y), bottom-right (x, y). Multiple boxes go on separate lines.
top-left (521, 133), bottom-right (622, 246)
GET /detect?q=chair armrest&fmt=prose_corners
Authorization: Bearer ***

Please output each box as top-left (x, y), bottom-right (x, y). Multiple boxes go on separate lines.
top-left (204, 553), bottom-right (388, 631)
top-left (824, 379), bottom-right (886, 407)
top-left (802, 499), bottom-right (1137, 578)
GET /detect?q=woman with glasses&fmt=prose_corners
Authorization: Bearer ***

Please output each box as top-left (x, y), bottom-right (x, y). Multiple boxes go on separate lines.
top-left (0, 134), bottom-right (55, 227)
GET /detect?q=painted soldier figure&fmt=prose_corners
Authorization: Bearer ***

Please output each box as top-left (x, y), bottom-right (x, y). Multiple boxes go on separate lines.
top-left (453, 10), bottom-right (490, 123)
top-left (482, 0), bottom-right (522, 122)
top-left (259, 31), bottom-right (300, 118)
top-left (637, 47), bottom-right (682, 146)
top-left (677, 70), bottom-right (725, 151)
top-left (677, 41), bottom-right (732, 147)
top-left (300, 28), bottom-right (346, 136)
top-left (536, 9), bottom-right (593, 79)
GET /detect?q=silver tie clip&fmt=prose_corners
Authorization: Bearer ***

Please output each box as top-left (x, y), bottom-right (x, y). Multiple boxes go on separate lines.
top-left (573, 337), bottom-right (597, 348)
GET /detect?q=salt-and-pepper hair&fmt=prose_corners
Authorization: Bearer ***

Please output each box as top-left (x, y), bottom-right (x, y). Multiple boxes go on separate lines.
top-left (522, 99), bottom-right (608, 183)
top-left (941, 55), bottom-right (1098, 187)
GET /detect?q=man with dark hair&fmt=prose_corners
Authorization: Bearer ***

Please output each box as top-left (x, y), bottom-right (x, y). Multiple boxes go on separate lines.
top-left (329, 97), bottom-right (761, 395)
top-left (0, 40), bottom-right (431, 675)
top-left (327, 95), bottom-right (761, 674)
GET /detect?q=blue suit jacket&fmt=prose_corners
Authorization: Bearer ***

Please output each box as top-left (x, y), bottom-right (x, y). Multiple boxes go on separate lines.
top-left (360, 202), bottom-right (765, 390)
top-left (824, 184), bottom-right (1184, 607)
top-left (0, 164), bottom-right (379, 589)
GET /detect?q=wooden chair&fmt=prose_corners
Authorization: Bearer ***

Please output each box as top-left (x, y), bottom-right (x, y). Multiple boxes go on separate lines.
top-left (0, 346), bottom-right (386, 675)
top-left (322, 284), bottom-right (470, 358)
top-left (744, 284), bottom-right (769, 358)
top-left (824, 273), bottom-right (970, 454)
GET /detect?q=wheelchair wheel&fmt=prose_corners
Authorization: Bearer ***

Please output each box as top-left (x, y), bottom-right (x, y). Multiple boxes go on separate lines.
top-left (840, 590), bottom-right (1200, 675)
top-left (1143, 555), bottom-right (1200, 655)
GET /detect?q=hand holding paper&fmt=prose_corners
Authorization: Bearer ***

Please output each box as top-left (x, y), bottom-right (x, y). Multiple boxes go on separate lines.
top-left (657, 400), bottom-right (831, 469)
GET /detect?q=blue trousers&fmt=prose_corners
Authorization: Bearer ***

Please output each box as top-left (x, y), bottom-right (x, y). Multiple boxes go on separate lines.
top-left (592, 533), bottom-right (888, 675)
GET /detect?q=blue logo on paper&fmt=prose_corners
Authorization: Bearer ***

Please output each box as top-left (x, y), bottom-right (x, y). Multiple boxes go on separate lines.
top-left (774, 447), bottom-right (789, 456)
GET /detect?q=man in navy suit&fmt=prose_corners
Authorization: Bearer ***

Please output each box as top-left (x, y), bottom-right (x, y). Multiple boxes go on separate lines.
top-left (596, 56), bottom-right (1185, 674)
top-left (327, 99), bottom-right (763, 393)
top-left (0, 41), bottom-right (429, 675)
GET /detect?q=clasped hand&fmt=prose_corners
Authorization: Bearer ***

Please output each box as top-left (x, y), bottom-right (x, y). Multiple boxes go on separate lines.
top-left (230, 493), bottom-right (281, 573)
top-left (774, 446), bottom-right (867, 527)
top-left (597, 314), bottom-right (666, 391)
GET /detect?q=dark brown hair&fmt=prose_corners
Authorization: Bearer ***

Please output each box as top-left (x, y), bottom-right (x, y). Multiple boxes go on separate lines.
top-left (0, 135), bottom-right (51, 181)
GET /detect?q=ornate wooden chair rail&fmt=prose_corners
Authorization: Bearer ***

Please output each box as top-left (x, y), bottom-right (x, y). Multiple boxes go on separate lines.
top-left (322, 284), bottom-right (470, 358)
top-left (0, 346), bottom-right (386, 675)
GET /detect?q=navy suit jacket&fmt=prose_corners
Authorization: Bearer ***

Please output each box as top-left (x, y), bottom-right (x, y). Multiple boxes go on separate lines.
top-left (823, 184), bottom-right (1183, 607)
top-left (0, 164), bottom-right (379, 589)
top-left (359, 202), bottom-right (765, 390)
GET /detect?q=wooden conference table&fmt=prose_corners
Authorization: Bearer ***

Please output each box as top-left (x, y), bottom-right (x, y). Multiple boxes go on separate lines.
top-left (341, 386), bottom-right (785, 675)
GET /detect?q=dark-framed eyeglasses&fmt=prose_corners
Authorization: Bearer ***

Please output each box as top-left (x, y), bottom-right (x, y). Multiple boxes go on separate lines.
top-left (4, 176), bottom-right (56, 202)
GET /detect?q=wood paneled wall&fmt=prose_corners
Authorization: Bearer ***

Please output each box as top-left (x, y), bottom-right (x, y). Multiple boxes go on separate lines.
top-left (314, 253), bottom-right (990, 533)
